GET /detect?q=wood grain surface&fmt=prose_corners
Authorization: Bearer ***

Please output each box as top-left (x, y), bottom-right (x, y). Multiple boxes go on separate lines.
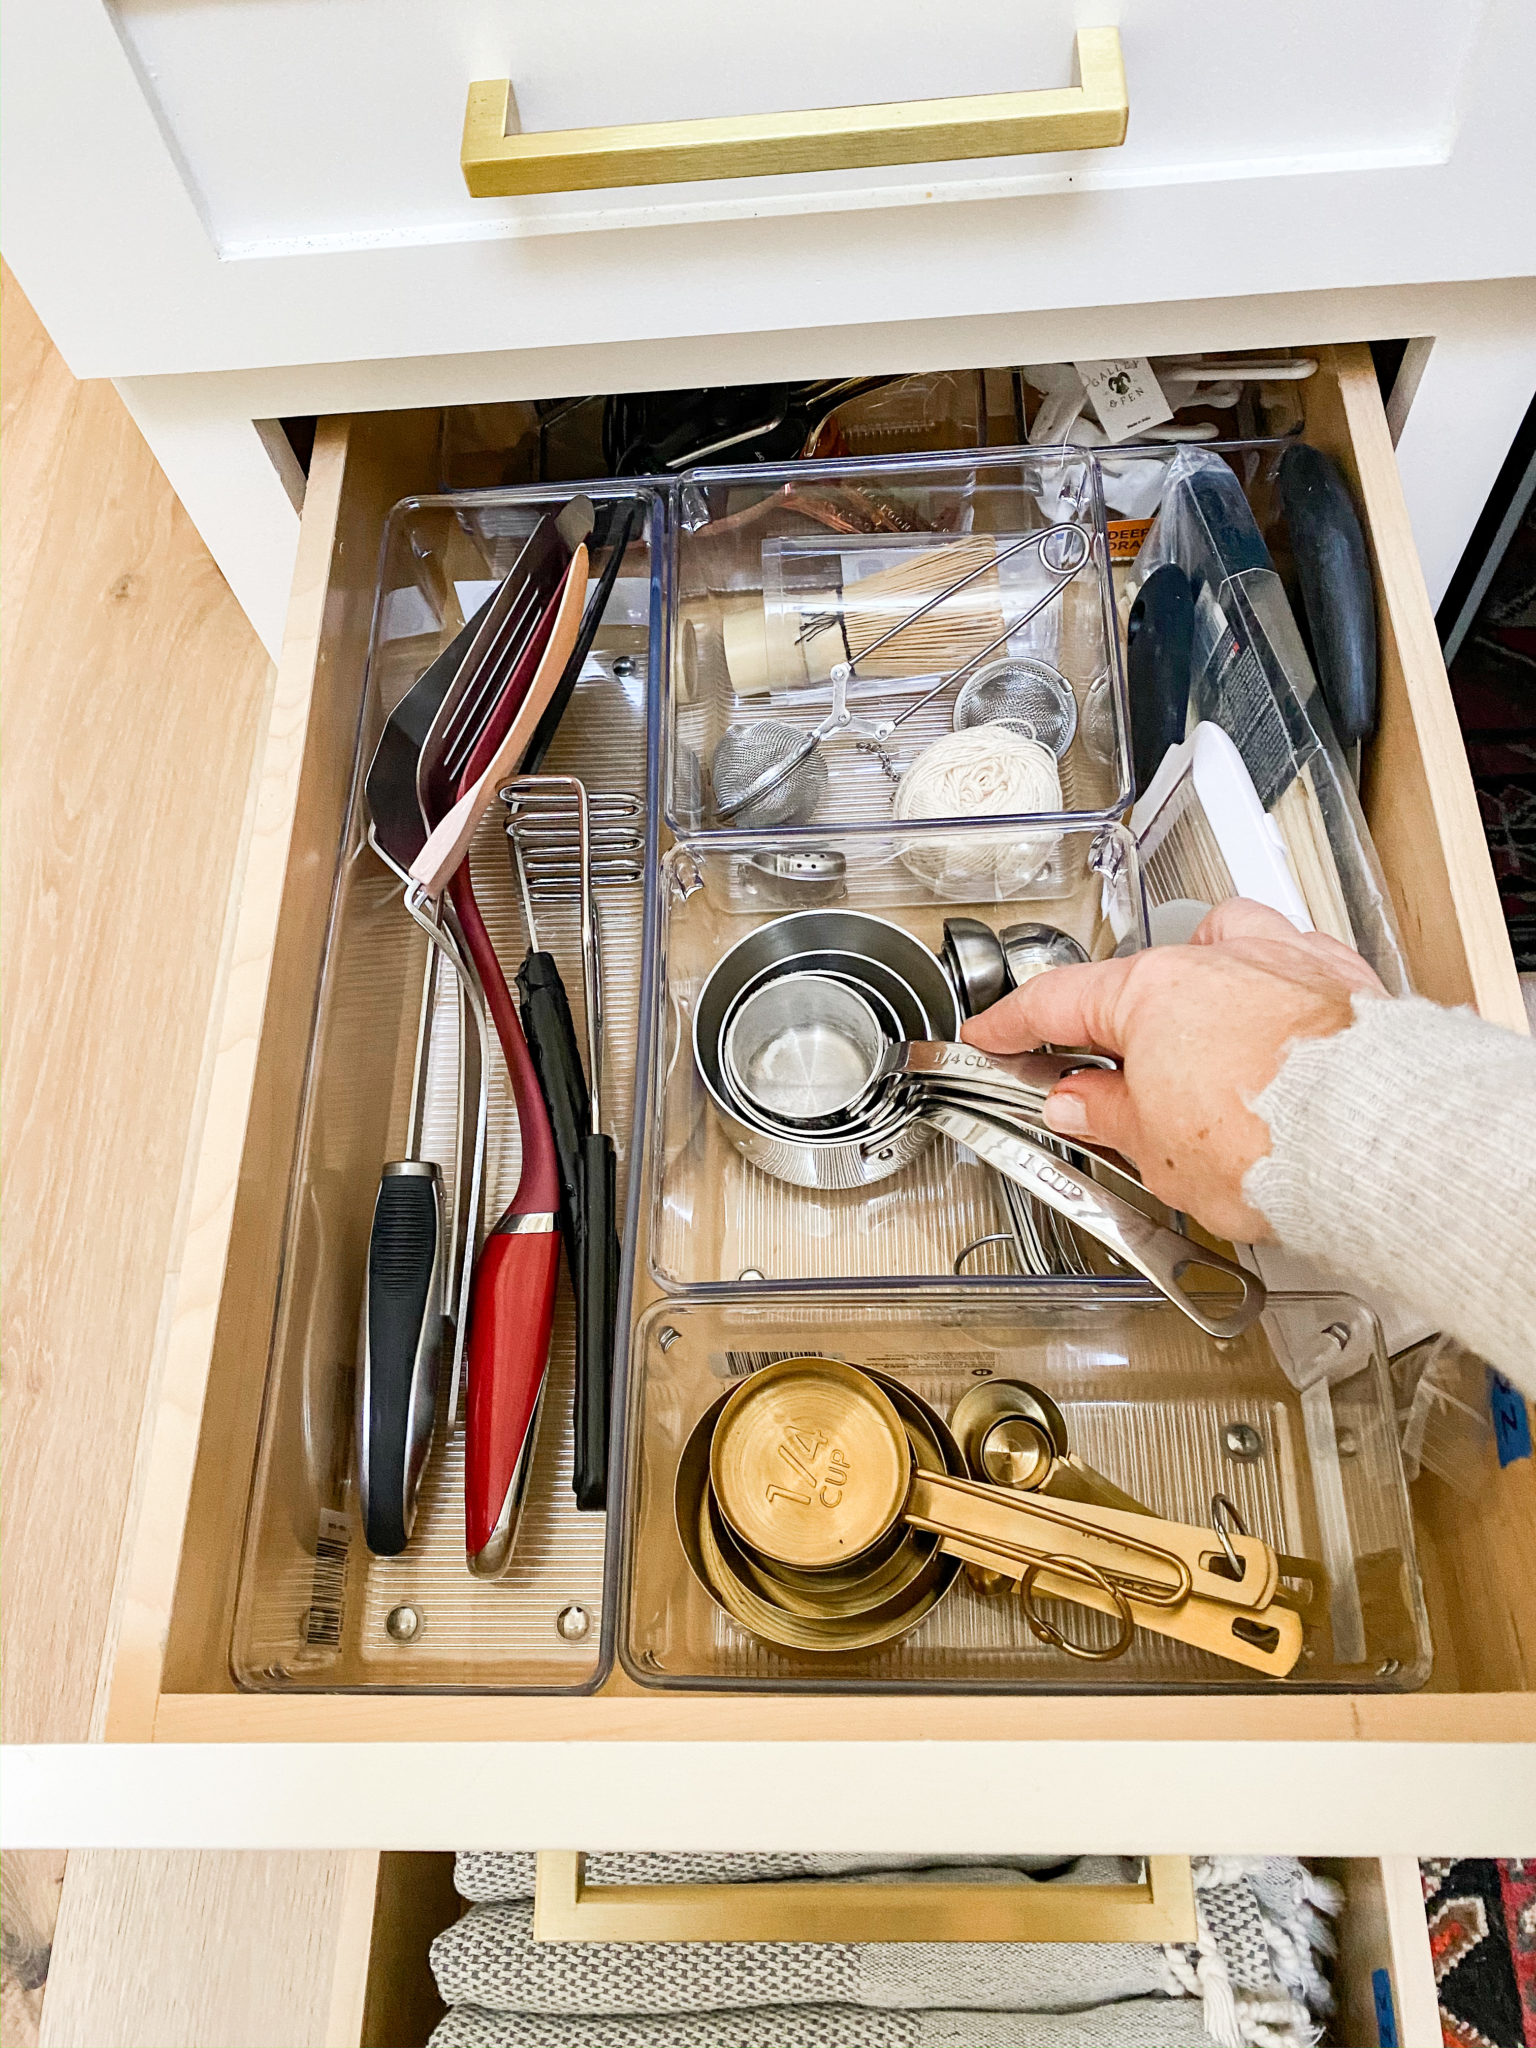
top-left (0, 264), bottom-right (273, 2038)
top-left (37, 1853), bottom-right (363, 2048)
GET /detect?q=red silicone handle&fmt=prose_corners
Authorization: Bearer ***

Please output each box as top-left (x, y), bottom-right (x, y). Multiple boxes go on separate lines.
top-left (464, 1223), bottom-right (561, 1563)
top-left (448, 866), bottom-right (561, 1215)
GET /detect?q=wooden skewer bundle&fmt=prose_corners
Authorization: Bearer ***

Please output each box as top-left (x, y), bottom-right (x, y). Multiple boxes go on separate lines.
top-left (831, 536), bottom-right (1005, 676)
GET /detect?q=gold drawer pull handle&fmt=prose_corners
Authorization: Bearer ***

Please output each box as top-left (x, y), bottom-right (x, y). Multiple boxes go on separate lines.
top-left (531, 1851), bottom-right (1194, 1943)
top-left (462, 28), bottom-right (1127, 198)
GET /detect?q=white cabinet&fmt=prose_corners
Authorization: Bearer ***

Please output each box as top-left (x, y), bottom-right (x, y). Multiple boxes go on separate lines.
top-left (5, 0), bottom-right (1536, 381)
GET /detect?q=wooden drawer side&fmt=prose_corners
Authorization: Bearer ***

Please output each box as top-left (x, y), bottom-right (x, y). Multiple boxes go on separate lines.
top-left (104, 413), bottom-right (440, 1735)
top-left (1301, 344), bottom-right (1525, 1029)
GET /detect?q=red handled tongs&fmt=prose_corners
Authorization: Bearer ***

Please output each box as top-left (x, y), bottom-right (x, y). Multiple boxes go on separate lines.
top-left (408, 549), bottom-right (590, 1575)
top-left (360, 501), bottom-right (589, 1564)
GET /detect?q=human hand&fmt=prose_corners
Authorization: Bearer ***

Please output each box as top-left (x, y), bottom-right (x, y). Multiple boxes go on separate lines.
top-left (960, 898), bottom-right (1386, 1242)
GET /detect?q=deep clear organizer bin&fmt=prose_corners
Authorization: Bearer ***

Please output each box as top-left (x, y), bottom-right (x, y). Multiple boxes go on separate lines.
top-left (646, 821), bottom-right (1153, 1293)
top-left (666, 448), bottom-right (1132, 845)
top-left (229, 481), bottom-right (665, 1695)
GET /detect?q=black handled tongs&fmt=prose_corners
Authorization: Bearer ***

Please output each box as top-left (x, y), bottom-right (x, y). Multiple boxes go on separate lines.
top-left (507, 777), bottom-right (619, 1511)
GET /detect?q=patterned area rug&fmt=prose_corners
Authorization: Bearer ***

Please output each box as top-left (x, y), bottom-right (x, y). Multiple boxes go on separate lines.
top-left (1446, 503), bottom-right (1536, 970)
top-left (1422, 1861), bottom-right (1536, 2048)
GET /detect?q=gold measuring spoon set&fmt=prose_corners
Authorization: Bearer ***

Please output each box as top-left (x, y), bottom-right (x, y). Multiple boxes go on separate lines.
top-left (675, 1358), bottom-right (1327, 1675)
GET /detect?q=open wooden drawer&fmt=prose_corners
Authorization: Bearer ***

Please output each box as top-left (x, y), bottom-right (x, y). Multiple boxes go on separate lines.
top-left (341, 1853), bottom-right (1437, 2048)
top-left (104, 344), bottom-right (1535, 1759)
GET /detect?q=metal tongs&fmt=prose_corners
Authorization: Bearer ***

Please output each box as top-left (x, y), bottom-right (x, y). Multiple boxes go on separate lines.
top-left (505, 775), bottom-right (619, 1511)
top-left (714, 522), bottom-right (1094, 821)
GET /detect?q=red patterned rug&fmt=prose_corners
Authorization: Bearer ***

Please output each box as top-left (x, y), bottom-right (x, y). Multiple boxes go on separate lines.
top-left (1422, 1861), bottom-right (1536, 2048)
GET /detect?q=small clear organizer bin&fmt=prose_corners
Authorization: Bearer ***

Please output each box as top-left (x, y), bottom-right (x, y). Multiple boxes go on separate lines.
top-left (618, 1289), bottom-right (1430, 1693)
top-left (646, 823), bottom-right (1152, 1292)
top-left (229, 482), bottom-right (664, 1695)
top-left (666, 449), bottom-right (1131, 842)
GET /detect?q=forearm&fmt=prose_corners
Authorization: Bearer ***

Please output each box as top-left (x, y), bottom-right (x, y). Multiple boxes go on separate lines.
top-left (1246, 994), bottom-right (1536, 1392)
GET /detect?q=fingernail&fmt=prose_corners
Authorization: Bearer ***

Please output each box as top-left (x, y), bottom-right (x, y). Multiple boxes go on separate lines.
top-left (1043, 1090), bottom-right (1088, 1135)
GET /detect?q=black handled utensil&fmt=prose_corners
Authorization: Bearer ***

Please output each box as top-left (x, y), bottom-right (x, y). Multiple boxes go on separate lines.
top-left (514, 900), bottom-right (590, 1280)
top-left (1277, 442), bottom-right (1378, 773)
top-left (358, 951), bottom-right (446, 1556)
top-left (505, 777), bottom-right (619, 1512)
top-left (576, 1124), bottom-right (618, 1511)
top-left (522, 500), bottom-right (645, 777)
top-left (1126, 562), bottom-right (1194, 796)
top-left (573, 790), bottom-right (617, 1512)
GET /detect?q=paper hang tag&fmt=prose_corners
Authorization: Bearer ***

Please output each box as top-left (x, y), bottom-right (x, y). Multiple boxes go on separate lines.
top-left (1073, 357), bottom-right (1174, 443)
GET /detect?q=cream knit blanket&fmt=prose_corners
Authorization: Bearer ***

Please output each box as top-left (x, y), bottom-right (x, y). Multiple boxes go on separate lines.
top-left (1249, 993), bottom-right (1536, 1387)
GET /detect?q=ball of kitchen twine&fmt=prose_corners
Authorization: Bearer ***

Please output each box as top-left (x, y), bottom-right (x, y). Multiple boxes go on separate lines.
top-left (893, 724), bottom-right (1063, 896)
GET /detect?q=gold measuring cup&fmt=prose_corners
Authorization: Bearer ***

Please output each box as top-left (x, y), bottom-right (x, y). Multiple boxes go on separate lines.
top-left (700, 1358), bottom-right (1305, 1676)
top-left (674, 1371), bottom-right (962, 1654)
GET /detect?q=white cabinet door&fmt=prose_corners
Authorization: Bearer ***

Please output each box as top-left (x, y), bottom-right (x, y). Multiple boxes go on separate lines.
top-left (5, 0), bottom-right (1535, 379)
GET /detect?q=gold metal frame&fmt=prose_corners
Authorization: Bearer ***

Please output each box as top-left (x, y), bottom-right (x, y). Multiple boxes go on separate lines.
top-left (462, 28), bottom-right (1127, 198)
top-left (531, 1852), bottom-right (1195, 1943)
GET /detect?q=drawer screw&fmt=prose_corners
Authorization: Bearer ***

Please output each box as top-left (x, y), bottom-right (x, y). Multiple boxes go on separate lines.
top-left (385, 1605), bottom-right (422, 1642)
top-left (1336, 1427), bottom-right (1360, 1458)
top-left (1222, 1421), bottom-right (1265, 1461)
top-left (658, 1326), bottom-right (681, 1352)
top-left (557, 1603), bottom-right (593, 1642)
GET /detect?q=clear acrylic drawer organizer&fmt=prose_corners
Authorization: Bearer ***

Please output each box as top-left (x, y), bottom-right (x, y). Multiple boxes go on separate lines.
top-left (618, 1289), bottom-right (1430, 1693)
top-left (227, 454), bottom-right (1432, 1702)
top-left (229, 482), bottom-right (665, 1695)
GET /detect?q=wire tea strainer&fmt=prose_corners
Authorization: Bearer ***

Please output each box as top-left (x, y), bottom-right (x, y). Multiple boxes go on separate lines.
top-left (952, 656), bottom-right (1079, 757)
top-left (709, 717), bottom-right (832, 828)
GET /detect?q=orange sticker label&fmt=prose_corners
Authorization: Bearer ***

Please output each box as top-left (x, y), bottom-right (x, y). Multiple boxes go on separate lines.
top-left (1107, 517), bottom-right (1154, 562)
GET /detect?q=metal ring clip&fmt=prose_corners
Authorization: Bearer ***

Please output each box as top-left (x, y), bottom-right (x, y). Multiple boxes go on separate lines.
top-left (1018, 1555), bottom-right (1137, 1662)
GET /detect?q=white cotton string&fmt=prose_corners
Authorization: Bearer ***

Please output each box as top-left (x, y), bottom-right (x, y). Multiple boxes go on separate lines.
top-left (893, 725), bottom-right (1064, 897)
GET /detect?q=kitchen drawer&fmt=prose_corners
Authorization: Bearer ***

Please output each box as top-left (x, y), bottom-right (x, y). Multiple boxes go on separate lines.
top-left (104, 342), bottom-right (1534, 1754)
top-left (7, 5), bottom-right (1536, 381)
top-left (340, 1853), bottom-right (1437, 2048)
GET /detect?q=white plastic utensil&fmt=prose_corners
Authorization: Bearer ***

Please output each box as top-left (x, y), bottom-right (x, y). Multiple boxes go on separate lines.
top-left (1129, 722), bottom-right (1311, 931)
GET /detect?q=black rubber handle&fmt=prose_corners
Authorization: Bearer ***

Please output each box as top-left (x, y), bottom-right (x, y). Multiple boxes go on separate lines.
top-left (523, 501), bottom-right (645, 775)
top-left (574, 1130), bottom-right (618, 1512)
top-left (1277, 441), bottom-right (1379, 747)
top-left (1186, 458), bottom-right (1273, 576)
top-left (516, 950), bottom-right (590, 1277)
top-left (1126, 563), bottom-right (1194, 795)
top-left (361, 1167), bottom-right (442, 1557)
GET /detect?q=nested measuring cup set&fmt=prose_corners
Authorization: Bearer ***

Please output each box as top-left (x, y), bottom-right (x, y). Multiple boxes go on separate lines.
top-left (675, 1356), bottom-right (1323, 1673)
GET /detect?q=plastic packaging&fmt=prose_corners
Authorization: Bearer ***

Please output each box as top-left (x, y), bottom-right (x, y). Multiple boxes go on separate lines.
top-left (1133, 449), bottom-right (1408, 990)
top-left (1393, 1335), bottom-right (1499, 1494)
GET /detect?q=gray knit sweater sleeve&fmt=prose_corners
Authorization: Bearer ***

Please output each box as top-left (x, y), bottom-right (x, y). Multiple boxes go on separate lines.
top-left (1245, 994), bottom-right (1536, 1391)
